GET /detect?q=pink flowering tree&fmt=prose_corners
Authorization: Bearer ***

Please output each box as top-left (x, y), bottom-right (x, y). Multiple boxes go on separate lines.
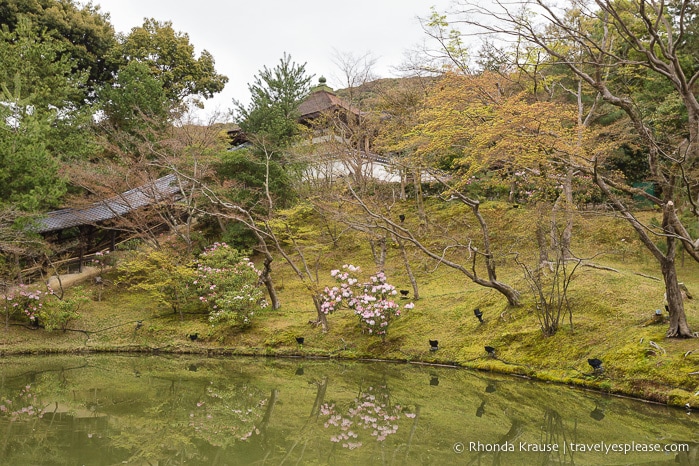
top-left (195, 243), bottom-right (268, 328)
top-left (2, 284), bottom-right (44, 330)
top-left (1, 284), bottom-right (87, 332)
top-left (320, 264), bottom-right (413, 338)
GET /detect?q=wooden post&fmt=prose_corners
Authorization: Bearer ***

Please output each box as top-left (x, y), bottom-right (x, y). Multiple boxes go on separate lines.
top-left (78, 247), bottom-right (84, 273)
top-left (15, 254), bottom-right (23, 285)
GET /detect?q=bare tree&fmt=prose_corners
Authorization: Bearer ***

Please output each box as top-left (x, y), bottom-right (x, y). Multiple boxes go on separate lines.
top-left (343, 181), bottom-right (521, 306)
top-left (444, 0), bottom-right (698, 337)
top-left (70, 112), bottom-right (223, 255)
top-left (516, 230), bottom-right (584, 336)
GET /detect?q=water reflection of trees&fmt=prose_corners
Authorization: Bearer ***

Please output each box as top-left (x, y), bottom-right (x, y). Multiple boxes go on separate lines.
top-left (278, 375), bottom-right (422, 464)
top-left (1, 357), bottom-right (699, 465)
top-left (539, 409), bottom-right (576, 465)
top-left (111, 379), bottom-right (279, 464)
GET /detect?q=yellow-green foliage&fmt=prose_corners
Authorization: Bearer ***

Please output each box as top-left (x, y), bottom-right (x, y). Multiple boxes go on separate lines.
top-left (39, 286), bottom-right (90, 332)
top-left (117, 248), bottom-right (197, 314)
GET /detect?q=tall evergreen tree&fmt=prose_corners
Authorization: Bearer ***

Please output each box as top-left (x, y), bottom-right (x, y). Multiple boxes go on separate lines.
top-left (235, 53), bottom-right (312, 152)
top-left (118, 18), bottom-right (228, 107)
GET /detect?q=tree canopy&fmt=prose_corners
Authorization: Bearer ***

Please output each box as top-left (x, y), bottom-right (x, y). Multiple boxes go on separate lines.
top-left (0, 0), bottom-right (118, 99)
top-left (0, 1), bottom-right (229, 210)
top-left (119, 18), bottom-right (228, 106)
top-left (421, 0), bottom-right (699, 337)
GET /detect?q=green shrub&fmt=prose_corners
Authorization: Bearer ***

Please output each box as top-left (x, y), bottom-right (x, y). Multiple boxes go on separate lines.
top-left (117, 248), bottom-right (198, 318)
top-left (39, 287), bottom-right (89, 331)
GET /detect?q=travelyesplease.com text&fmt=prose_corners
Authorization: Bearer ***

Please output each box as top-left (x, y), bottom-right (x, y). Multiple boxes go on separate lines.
top-left (453, 441), bottom-right (689, 455)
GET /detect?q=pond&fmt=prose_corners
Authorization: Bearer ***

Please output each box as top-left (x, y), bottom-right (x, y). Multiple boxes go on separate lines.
top-left (0, 354), bottom-right (696, 465)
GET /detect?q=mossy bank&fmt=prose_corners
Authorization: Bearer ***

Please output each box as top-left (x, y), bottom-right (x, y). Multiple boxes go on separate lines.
top-left (2, 201), bottom-right (698, 410)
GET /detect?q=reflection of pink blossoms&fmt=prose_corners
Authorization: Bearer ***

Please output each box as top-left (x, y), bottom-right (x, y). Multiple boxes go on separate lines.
top-left (320, 265), bottom-right (413, 337)
top-left (187, 384), bottom-right (266, 444)
top-left (0, 385), bottom-right (45, 422)
top-left (320, 386), bottom-right (413, 450)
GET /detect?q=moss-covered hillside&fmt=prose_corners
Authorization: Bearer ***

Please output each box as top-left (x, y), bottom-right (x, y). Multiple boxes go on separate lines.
top-left (2, 200), bottom-right (698, 408)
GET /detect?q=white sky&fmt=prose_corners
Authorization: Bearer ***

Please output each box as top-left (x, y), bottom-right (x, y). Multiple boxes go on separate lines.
top-left (92, 0), bottom-right (454, 121)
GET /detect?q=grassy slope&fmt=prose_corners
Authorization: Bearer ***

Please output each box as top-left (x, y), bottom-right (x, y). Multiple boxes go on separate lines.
top-left (1, 199), bottom-right (698, 408)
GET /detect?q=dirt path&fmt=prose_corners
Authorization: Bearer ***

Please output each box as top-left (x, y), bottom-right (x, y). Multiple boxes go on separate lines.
top-left (47, 266), bottom-right (103, 290)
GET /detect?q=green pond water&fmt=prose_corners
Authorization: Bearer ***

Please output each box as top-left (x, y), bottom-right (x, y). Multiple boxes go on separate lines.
top-left (0, 354), bottom-right (696, 465)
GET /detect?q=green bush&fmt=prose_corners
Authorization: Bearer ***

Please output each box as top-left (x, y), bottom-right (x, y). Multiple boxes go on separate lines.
top-left (39, 287), bottom-right (89, 331)
top-left (117, 248), bottom-right (198, 318)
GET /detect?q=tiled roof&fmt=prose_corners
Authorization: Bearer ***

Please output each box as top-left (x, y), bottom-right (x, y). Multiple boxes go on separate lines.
top-left (297, 90), bottom-right (360, 121)
top-left (35, 174), bottom-right (181, 233)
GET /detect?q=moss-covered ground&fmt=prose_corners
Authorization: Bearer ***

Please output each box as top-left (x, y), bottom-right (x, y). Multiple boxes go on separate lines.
top-left (2, 200), bottom-right (698, 409)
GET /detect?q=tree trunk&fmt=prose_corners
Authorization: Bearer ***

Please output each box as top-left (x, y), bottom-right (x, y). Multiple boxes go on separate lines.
top-left (400, 168), bottom-right (406, 201)
top-left (550, 172), bottom-right (573, 260)
top-left (662, 258), bottom-right (694, 338)
top-left (536, 204), bottom-right (550, 270)
top-left (661, 207), bottom-right (695, 338)
top-left (592, 175), bottom-right (695, 339)
top-left (413, 169), bottom-right (427, 226)
top-left (312, 295), bottom-right (328, 332)
top-left (561, 167), bottom-right (574, 258)
top-left (397, 237), bottom-right (419, 299)
top-left (257, 388), bottom-right (279, 439)
top-left (369, 235), bottom-right (387, 272)
top-left (478, 278), bottom-right (520, 306)
top-left (310, 376), bottom-right (328, 417)
top-left (261, 255), bottom-right (280, 310)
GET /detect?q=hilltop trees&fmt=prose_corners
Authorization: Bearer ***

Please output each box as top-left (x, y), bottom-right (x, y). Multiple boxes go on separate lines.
top-left (0, 1), bottom-right (229, 212)
top-left (224, 54), bottom-right (312, 211)
top-left (98, 18), bottom-right (228, 139)
top-left (117, 19), bottom-right (228, 108)
top-left (0, 17), bottom-right (89, 211)
top-left (234, 53), bottom-right (312, 155)
top-left (98, 61), bottom-right (170, 134)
